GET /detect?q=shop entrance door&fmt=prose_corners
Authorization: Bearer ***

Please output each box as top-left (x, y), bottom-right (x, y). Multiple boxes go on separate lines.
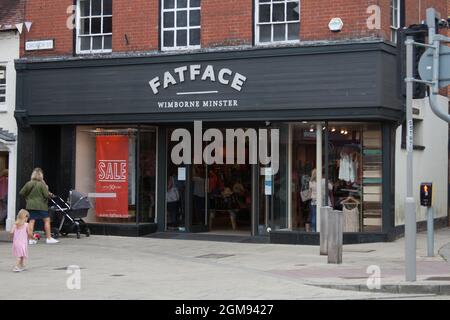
top-left (165, 126), bottom-right (256, 235)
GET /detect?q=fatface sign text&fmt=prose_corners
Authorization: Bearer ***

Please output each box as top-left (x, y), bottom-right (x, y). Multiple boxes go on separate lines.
top-left (148, 64), bottom-right (247, 95)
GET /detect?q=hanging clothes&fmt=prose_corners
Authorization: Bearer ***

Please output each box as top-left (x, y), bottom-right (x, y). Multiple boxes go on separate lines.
top-left (338, 152), bottom-right (350, 182)
top-left (339, 152), bottom-right (359, 183)
top-left (349, 153), bottom-right (359, 183)
top-left (343, 204), bottom-right (359, 232)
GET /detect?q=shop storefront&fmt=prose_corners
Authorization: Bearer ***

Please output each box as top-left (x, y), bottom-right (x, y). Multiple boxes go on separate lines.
top-left (15, 41), bottom-right (402, 243)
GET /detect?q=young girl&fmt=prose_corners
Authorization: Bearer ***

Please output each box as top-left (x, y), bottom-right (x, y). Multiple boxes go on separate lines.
top-left (10, 209), bottom-right (31, 272)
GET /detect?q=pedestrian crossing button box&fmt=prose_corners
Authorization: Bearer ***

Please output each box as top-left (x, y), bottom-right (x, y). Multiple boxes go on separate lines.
top-left (420, 183), bottom-right (432, 207)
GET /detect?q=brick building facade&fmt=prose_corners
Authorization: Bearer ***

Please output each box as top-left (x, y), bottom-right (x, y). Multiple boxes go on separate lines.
top-left (9, 1), bottom-right (450, 242)
top-left (18, 1), bottom-right (447, 57)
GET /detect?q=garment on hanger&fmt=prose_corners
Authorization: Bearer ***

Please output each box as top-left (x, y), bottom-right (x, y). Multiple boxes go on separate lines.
top-left (349, 153), bottom-right (358, 183)
top-left (338, 152), bottom-right (350, 182)
top-left (343, 203), bottom-right (359, 232)
top-left (339, 151), bottom-right (359, 183)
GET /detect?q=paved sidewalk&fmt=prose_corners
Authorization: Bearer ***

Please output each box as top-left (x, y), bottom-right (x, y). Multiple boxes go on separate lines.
top-left (0, 228), bottom-right (449, 300)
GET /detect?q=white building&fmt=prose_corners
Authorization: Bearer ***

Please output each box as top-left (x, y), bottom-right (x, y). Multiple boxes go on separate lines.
top-left (0, 4), bottom-right (23, 231)
top-left (395, 95), bottom-right (449, 229)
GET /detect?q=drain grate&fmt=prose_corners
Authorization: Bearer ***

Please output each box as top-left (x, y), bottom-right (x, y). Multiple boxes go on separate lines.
top-left (196, 254), bottom-right (235, 259)
top-left (425, 277), bottom-right (450, 281)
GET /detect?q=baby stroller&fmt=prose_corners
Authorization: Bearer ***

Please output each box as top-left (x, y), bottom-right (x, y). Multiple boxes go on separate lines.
top-left (49, 190), bottom-right (91, 239)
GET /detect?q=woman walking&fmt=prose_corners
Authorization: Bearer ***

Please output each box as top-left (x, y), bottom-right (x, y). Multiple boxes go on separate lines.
top-left (19, 168), bottom-right (59, 244)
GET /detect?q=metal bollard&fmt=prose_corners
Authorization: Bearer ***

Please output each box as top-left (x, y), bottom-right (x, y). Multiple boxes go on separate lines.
top-left (328, 210), bottom-right (343, 264)
top-left (320, 206), bottom-right (331, 256)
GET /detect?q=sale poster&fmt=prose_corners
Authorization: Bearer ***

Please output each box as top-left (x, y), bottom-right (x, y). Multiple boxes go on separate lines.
top-left (95, 135), bottom-right (129, 217)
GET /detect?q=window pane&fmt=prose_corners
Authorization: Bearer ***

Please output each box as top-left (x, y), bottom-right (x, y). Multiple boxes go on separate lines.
top-left (164, 11), bottom-right (175, 28)
top-left (103, 17), bottom-right (112, 33)
top-left (176, 29), bottom-right (187, 46)
top-left (272, 3), bottom-right (285, 22)
top-left (177, 10), bottom-right (187, 27)
top-left (164, 0), bottom-right (175, 9)
top-left (92, 0), bottom-right (102, 15)
top-left (273, 24), bottom-right (286, 41)
top-left (259, 25), bottom-right (271, 42)
top-left (103, 0), bottom-right (112, 15)
top-left (80, 0), bottom-right (90, 17)
top-left (190, 10), bottom-right (200, 26)
top-left (80, 18), bottom-right (90, 35)
top-left (104, 35), bottom-right (112, 49)
top-left (91, 17), bottom-right (101, 34)
top-left (287, 23), bottom-right (299, 40)
top-left (287, 2), bottom-right (299, 21)
top-left (259, 4), bottom-right (270, 23)
top-left (92, 36), bottom-right (103, 49)
top-left (190, 0), bottom-right (200, 7)
top-left (80, 36), bottom-right (91, 51)
top-left (189, 28), bottom-right (200, 45)
top-left (164, 30), bottom-right (174, 47)
top-left (177, 0), bottom-right (187, 8)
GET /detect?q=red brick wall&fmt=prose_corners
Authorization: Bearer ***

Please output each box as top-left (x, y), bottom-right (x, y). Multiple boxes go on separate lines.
top-left (202, 0), bottom-right (252, 47)
top-left (300, 0), bottom-right (391, 42)
top-left (405, 0), bottom-right (448, 26)
top-left (112, 0), bottom-right (158, 52)
top-left (19, 0), bottom-right (450, 58)
top-left (21, 0), bottom-right (74, 57)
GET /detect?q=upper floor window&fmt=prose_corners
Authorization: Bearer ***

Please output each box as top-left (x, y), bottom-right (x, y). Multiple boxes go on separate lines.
top-left (76, 0), bottom-right (112, 54)
top-left (161, 0), bottom-right (201, 50)
top-left (390, 0), bottom-right (400, 43)
top-left (0, 66), bottom-right (5, 105)
top-left (255, 0), bottom-right (300, 45)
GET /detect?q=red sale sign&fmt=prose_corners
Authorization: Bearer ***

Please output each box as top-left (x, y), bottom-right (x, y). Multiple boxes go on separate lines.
top-left (95, 135), bottom-right (129, 217)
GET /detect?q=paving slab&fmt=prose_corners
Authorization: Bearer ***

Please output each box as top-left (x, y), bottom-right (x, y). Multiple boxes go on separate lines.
top-left (0, 228), bottom-right (449, 299)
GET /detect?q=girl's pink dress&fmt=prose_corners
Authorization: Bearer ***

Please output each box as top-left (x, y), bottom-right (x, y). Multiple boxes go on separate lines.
top-left (12, 223), bottom-right (28, 258)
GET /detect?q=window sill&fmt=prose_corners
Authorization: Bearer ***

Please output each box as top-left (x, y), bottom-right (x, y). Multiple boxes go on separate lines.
top-left (255, 40), bottom-right (300, 47)
top-left (161, 46), bottom-right (201, 52)
top-left (76, 50), bottom-right (113, 55)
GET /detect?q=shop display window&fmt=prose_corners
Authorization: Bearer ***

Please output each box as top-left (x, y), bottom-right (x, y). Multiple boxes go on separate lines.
top-left (291, 122), bottom-right (383, 233)
top-left (75, 126), bottom-right (157, 224)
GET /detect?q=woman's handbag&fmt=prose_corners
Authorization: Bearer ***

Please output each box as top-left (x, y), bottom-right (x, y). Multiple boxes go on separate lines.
top-left (166, 186), bottom-right (180, 203)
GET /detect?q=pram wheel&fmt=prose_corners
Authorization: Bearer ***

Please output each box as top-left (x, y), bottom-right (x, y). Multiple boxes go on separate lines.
top-left (60, 232), bottom-right (69, 237)
top-left (85, 228), bottom-right (90, 237)
top-left (76, 232), bottom-right (81, 239)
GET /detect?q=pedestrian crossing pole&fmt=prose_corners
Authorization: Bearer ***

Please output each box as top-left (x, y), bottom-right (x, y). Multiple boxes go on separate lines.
top-left (404, 35), bottom-right (416, 282)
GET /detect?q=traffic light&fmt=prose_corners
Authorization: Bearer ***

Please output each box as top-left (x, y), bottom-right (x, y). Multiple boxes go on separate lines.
top-left (398, 24), bottom-right (428, 99)
top-left (420, 183), bottom-right (433, 207)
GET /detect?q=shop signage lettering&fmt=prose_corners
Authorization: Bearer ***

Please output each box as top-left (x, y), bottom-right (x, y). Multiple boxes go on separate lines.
top-left (95, 136), bottom-right (129, 218)
top-left (97, 160), bottom-right (127, 182)
top-left (148, 64), bottom-right (247, 95)
top-left (157, 100), bottom-right (238, 109)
